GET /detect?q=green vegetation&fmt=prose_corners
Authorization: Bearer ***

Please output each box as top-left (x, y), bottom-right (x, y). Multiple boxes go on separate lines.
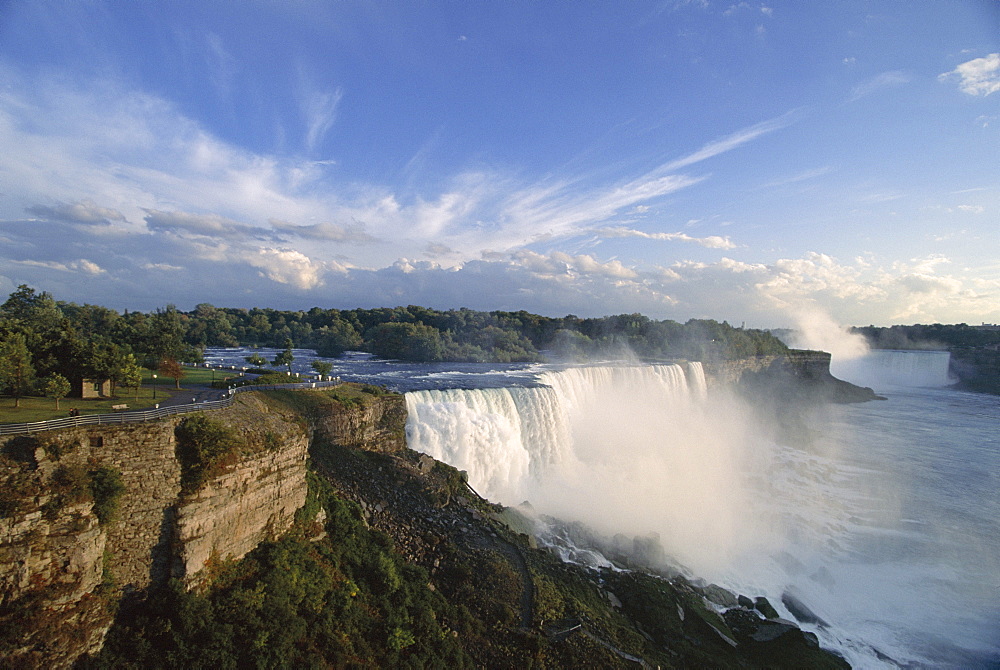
top-left (87, 481), bottom-right (471, 668)
top-left (174, 415), bottom-right (242, 493)
top-left (1, 284), bottom-right (789, 418)
top-left (89, 465), bottom-right (126, 525)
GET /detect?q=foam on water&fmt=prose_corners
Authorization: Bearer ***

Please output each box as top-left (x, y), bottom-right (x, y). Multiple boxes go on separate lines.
top-left (405, 362), bottom-right (1000, 668)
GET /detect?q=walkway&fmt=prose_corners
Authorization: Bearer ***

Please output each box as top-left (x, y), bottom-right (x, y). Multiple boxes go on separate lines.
top-left (0, 378), bottom-right (341, 436)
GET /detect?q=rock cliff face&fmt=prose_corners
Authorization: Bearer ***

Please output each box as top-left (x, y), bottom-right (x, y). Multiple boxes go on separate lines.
top-left (311, 389), bottom-right (407, 453)
top-left (174, 437), bottom-right (308, 587)
top-left (0, 392), bottom-right (310, 667)
top-left (704, 349), bottom-right (879, 403)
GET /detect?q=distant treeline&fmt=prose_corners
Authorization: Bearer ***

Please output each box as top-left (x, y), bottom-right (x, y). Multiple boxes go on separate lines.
top-left (170, 304), bottom-right (789, 363)
top-left (851, 323), bottom-right (1000, 351)
top-left (1, 287), bottom-right (788, 386)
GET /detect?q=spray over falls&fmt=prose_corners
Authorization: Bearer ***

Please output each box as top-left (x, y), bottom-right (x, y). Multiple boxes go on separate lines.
top-left (406, 362), bottom-right (781, 579)
top-left (405, 353), bottom-right (1000, 668)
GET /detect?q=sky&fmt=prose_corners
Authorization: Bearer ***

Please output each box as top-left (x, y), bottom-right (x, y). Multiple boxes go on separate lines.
top-left (0, 1), bottom-right (998, 328)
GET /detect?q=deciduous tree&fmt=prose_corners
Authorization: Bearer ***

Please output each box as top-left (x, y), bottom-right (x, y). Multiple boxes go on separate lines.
top-left (44, 373), bottom-right (71, 410)
top-left (0, 333), bottom-right (36, 408)
top-left (159, 357), bottom-right (185, 390)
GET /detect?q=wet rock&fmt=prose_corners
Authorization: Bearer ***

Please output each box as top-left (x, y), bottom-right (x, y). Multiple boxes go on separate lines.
top-left (738, 594), bottom-right (754, 609)
top-left (754, 596), bottom-right (780, 619)
top-left (751, 618), bottom-right (800, 643)
top-left (781, 590), bottom-right (828, 627)
top-left (700, 583), bottom-right (739, 609)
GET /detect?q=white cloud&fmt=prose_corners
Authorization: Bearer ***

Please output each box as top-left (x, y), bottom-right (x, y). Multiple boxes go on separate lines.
top-left (661, 111), bottom-right (797, 172)
top-left (141, 262), bottom-right (185, 271)
top-left (939, 53), bottom-right (1000, 96)
top-left (246, 248), bottom-right (326, 289)
top-left (15, 258), bottom-right (106, 275)
top-left (595, 227), bottom-right (736, 249)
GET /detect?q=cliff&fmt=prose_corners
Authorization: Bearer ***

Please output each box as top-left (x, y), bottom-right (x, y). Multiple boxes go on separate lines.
top-left (0, 392), bottom-right (310, 667)
top-left (705, 349), bottom-right (881, 403)
top-left (2, 381), bottom-right (850, 669)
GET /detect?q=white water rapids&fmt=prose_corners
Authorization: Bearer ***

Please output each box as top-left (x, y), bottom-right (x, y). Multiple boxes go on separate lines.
top-left (405, 356), bottom-right (1000, 668)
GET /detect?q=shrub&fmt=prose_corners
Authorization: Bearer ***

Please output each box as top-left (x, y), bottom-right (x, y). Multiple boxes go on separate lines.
top-left (88, 466), bottom-right (126, 525)
top-left (175, 415), bottom-right (241, 492)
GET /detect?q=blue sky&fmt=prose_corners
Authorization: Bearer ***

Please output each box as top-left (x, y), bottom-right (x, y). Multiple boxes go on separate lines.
top-left (1, 1), bottom-right (998, 328)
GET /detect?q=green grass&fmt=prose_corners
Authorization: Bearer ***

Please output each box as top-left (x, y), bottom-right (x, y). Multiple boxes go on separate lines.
top-left (0, 367), bottom-right (222, 425)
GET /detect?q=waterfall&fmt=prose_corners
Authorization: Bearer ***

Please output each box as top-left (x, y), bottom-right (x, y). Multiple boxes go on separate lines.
top-left (405, 362), bottom-right (775, 577)
top-left (830, 349), bottom-right (953, 389)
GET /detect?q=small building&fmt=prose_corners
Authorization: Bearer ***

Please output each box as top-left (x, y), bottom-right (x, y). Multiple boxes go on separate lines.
top-left (77, 378), bottom-right (111, 399)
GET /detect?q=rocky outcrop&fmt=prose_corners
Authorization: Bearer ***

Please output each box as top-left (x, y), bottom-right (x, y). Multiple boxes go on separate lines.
top-left (174, 434), bottom-right (308, 587)
top-left (312, 387), bottom-right (407, 453)
top-left (706, 350), bottom-right (880, 403)
top-left (0, 392), bottom-right (310, 667)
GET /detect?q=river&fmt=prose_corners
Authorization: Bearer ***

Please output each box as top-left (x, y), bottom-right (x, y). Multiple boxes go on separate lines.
top-left (204, 347), bottom-right (1000, 668)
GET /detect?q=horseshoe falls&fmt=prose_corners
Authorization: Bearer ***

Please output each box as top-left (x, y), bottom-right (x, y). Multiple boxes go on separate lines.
top-left (406, 360), bottom-right (1000, 669)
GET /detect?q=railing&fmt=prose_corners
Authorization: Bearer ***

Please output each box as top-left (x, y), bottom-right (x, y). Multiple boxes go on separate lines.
top-left (0, 380), bottom-right (342, 436)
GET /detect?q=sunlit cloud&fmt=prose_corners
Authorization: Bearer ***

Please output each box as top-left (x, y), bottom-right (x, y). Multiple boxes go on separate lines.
top-left (14, 258), bottom-right (106, 275)
top-left (939, 53), bottom-right (1000, 96)
top-left (594, 227), bottom-right (736, 249)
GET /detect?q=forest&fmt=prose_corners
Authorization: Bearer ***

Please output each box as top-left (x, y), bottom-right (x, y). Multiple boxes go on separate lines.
top-left (0, 285), bottom-right (789, 405)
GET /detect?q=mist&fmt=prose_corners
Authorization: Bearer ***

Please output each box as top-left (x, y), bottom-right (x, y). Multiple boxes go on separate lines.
top-left (779, 308), bottom-right (869, 361)
top-left (408, 364), bottom-right (826, 583)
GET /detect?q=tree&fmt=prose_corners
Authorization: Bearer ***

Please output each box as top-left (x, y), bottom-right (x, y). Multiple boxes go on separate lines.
top-left (311, 360), bottom-right (333, 378)
top-left (119, 362), bottom-right (144, 400)
top-left (245, 352), bottom-right (267, 367)
top-left (272, 339), bottom-right (295, 375)
top-left (0, 333), bottom-right (36, 407)
top-left (44, 373), bottom-right (71, 410)
top-left (159, 357), bottom-right (185, 389)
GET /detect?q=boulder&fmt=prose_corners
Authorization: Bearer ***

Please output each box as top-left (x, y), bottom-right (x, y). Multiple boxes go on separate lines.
top-left (700, 583), bottom-right (739, 609)
top-left (754, 596), bottom-right (780, 619)
top-left (781, 590), bottom-right (829, 627)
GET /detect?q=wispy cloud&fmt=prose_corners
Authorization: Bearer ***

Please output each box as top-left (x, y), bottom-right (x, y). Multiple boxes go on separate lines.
top-left (594, 227), bottom-right (736, 249)
top-left (849, 70), bottom-right (910, 101)
top-left (939, 53), bottom-right (1000, 96)
top-left (660, 111), bottom-right (799, 172)
top-left (301, 84), bottom-right (343, 154)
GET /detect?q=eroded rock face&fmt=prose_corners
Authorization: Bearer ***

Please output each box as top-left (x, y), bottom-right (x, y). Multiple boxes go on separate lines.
top-left (0, 392), bottom-right (312, 667)
top-left (313, 393), bottom-right (407, 453)
top-left (174, 433), bottom-right (308, 587)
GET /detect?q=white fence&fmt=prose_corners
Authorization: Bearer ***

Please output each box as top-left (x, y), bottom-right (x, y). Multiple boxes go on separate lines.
top-left (0, 380), bottom-right (342, 436)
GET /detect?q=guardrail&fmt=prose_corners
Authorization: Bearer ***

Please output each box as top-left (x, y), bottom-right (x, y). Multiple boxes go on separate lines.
top-left (0, 380), bottom-right (342, 436)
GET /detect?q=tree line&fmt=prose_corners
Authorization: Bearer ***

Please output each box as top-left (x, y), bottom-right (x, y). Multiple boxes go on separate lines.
top-left (0, 284), bottom-right (789, 405)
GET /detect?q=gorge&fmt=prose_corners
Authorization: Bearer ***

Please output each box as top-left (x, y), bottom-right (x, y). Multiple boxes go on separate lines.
top-left (2, 350), bottom-right (996, 668)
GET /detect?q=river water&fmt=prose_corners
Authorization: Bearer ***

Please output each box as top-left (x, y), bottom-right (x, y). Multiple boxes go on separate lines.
top-left (205, 347), bottom-right (1000, 668)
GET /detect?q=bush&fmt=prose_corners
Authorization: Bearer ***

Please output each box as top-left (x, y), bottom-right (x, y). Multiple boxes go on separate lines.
top-left (88, 466), bottom-right (125, 525)
top-left (175, 415), bottom-right (241, 492)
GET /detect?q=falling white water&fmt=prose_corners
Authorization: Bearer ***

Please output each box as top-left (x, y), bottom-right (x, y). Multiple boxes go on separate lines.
top-left (830, 349), bottom-right (953, 390)
top-left (404, 361), bottom-right (1000, 667)
top-left (406, 363), bottom-right (779, 577)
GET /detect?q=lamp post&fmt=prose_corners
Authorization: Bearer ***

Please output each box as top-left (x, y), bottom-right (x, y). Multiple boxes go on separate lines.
top-left (152, 374), bottom-right (157, 399)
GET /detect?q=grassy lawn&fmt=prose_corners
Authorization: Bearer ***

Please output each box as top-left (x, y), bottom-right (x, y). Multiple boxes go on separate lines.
top-left (0, 367), bottom-right (232, 425)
